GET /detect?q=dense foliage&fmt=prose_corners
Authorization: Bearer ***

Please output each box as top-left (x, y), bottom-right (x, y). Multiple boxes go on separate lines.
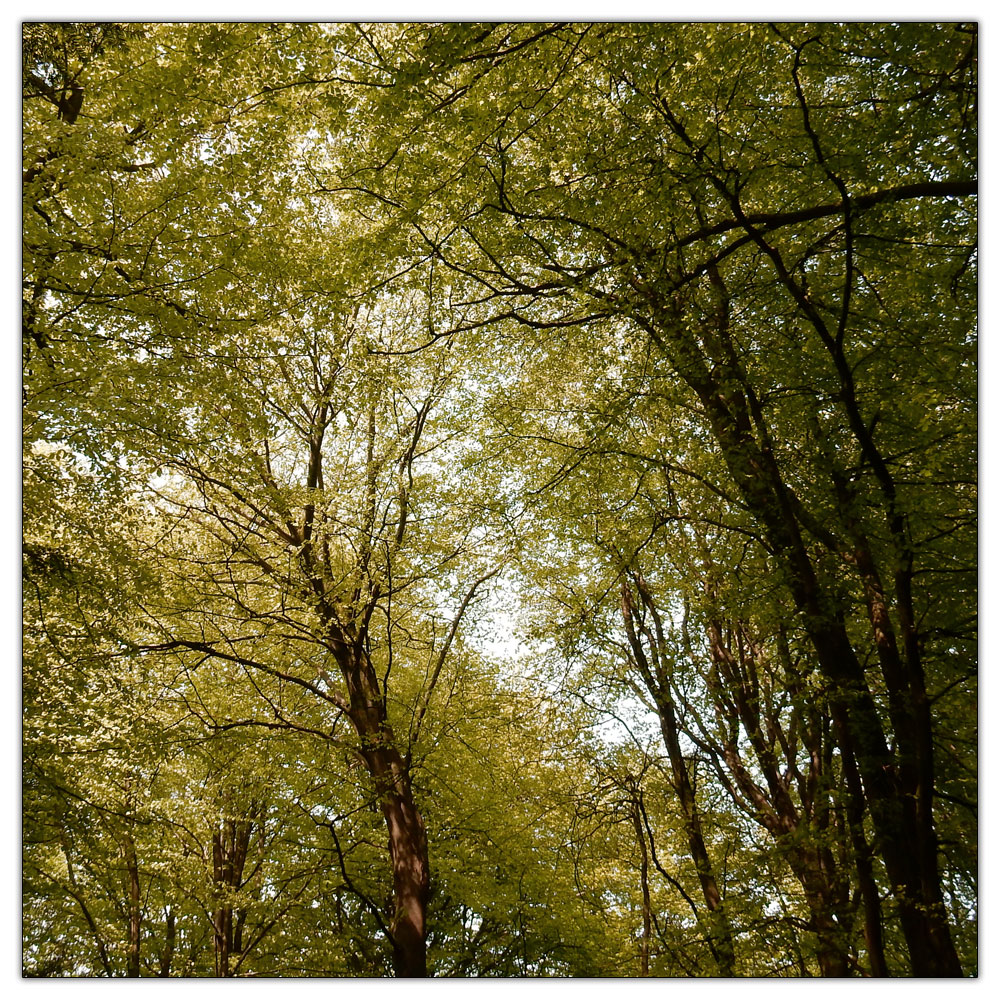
top-left (23, 22), bottom-right (976, 977)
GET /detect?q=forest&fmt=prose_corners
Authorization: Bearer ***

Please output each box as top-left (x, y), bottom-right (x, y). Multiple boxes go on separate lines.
top-left (22, 22), bottom-right (977, 977)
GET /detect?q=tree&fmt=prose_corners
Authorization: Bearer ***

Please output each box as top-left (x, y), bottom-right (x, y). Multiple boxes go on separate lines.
top-left (24, 22), bottom-right (976, 977)
top-left (24, 22), bottom-right (506, 976)
top-left (342, 21), bottom-right (975, 975)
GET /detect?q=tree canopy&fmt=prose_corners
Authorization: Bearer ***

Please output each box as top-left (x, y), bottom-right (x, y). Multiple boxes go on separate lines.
top-left (23, 21), bottom-right (976, 977)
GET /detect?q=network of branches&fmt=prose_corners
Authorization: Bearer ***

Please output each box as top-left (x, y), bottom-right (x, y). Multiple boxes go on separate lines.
top-left (23, 21), bottom-right (976, 978)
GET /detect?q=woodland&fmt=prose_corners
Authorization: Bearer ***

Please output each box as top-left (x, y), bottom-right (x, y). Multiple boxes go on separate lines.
top-left (22, 22), bottom-right (977, 977)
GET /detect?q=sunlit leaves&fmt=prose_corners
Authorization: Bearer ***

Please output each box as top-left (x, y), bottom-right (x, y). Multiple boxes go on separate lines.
top-left (23, 21), bottom-right (976, 977)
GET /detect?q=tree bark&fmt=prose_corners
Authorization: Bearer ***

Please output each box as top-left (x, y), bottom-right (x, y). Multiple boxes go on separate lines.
top-left (629, 795), bottom-right (652, 976)
top-left (622, 581), bottom-right (737, 975)
top-left (840, 742), bottom-right (889, 976)
top-left (642, 304), bottom-right (962, 975)
top-left (212, 815), bottom-right (253, 977)
top-left (703, 617), bottom-right (853, 976)
top-left (159, 909), bottom-right (175, 977)
top-left (125, 835), bottom-right (141, 978)
top-left (334, 637), bottom-right (429, 977)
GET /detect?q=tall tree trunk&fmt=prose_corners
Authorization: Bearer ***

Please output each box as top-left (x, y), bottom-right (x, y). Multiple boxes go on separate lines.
top-left (841, 745), bottom-right (889, 976)
top-left (336, 639), bottom-right (429, 977)
top-left (785, 853), bottom-right (850, 977)
top-left (827, 450), bottom-right (959, 976)
top-left (704, 617), bottom-right (854, 976)
top-left (159, 909), bottom-right (175, 977)
top-left (630, 796), bottom-right (652, 976)
top-left (649, 312), bottom-right (962, 975)
top-left (812, 624), bottom-right (960, 976)
top-left (691, 202), bottom-right (961, 976)
top-left (372, 755), bottom-right (429, 978)
top-left (293, 391), bottom-right (433, 977)
top-left (212, 815), bottom-right (253, 977)
top-left (660, 705), bottom-right (735, 976)
top-left (124, 834), bottom-right (141, 978)
top-left (622, 581), bottom-right (736, 975)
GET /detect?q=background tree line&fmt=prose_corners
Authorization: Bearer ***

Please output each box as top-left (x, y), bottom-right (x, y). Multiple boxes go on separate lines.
top-left (23, 21), bottom-right (976, 976)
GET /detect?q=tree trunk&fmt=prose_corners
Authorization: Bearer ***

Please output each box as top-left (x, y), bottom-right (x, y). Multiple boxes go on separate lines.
top-left (630, 797), bottom-right (652, 976)
top-left (621, 580), bottom-right (736, 975)
top-left (705, 617), bottom-right (855, 976)
top-left (337, 639), bottom-right (429, 977)
top-left (656, 692), bottom-right (736, 975)
top-left (159, 909), bottom-right (175, 977)
top-left (841, 745), bottom-right (889, 976)
top-left (125, 840), bottom-right (141, 978)
top-left (660, 321), bottom-right (962, 975)
top-left (812, 625), bottom-right (961, 976)
top-left (374, 760), bottom-right (429, 978)
top-left (212, 816), bottom-right (253, 977)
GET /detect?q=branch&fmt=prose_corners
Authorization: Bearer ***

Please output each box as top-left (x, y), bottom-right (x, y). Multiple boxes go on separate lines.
top-left (137, 638), bottom-right (350, 712)
top-left (409, 566), bottom-right (502, 751)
